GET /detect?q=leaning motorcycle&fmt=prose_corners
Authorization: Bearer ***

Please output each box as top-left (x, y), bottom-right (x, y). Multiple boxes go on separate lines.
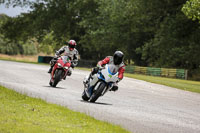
top-left (49, 56), bottom-right (71, 87)
top-left (82, 64), bottom-right (119, 102)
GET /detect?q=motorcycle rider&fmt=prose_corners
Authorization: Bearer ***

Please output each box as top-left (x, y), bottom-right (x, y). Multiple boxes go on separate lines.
top-left (84, 51), bottom-right (125, 91)
top-left (48, 40), bottom-right (79, 76)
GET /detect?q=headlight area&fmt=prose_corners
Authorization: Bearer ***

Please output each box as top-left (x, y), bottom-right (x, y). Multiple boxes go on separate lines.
top-left (64, 66), bottom-right (69, 70)
top-left (58, 63), bottom-right (62, 67)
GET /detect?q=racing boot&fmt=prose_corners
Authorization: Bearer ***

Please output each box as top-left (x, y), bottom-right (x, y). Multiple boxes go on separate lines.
top-left (67, 67), bottom-right (72, 76)
top-left (110, 86), bottom-right (118, 91)
top-left (83, 75), bottom-right (90, 88)
top-left (83, 73), bottom-right (93, 86)
top-left (67, 70), bottom-right (72, 76)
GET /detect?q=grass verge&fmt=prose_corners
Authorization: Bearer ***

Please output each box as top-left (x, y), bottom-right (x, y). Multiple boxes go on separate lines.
top-left (0, 85), bottom-right (129, 133)
top-left (125, 73), bottom-right (200, 93)
top-left (0, 54), bottom-right (48, 65)
top-left (0, 54), bottom-right (38, 63)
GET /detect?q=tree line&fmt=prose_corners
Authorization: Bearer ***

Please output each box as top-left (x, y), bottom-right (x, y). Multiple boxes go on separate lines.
top-left (0, 0), bottom-right (200, 79)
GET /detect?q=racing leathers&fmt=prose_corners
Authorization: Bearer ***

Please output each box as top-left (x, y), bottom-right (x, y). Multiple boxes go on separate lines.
top-left (48, 46), bottom-right (79, 75)
top-left (87, 56), bottom-right (125, 91)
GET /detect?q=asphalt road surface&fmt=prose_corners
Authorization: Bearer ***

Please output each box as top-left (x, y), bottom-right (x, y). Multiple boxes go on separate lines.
top-left (0, 60), bottom-right (200, 133)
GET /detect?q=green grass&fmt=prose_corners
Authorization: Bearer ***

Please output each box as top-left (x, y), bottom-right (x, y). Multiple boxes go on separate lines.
top-left (0, 86), bottom-right (130, 133)
top-left (125, 73), bottom-right (200, 93)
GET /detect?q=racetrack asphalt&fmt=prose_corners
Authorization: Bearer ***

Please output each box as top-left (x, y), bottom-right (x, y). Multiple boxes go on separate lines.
top-left (0, 60), bottom-right (200, 133)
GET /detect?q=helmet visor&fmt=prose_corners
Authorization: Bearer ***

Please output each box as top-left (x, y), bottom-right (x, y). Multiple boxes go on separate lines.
top-left (114, 56), bottom-right (123, 65)
top-left (69, 44), bottom-right (75, 48)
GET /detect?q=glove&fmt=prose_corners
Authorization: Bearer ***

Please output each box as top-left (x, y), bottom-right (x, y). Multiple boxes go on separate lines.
top-left (53, 55), bottom-right (60, 60)
top-left (91, 67), bottom-right (99, 75)
top-left (97, 64), bottom-right (104, 69)
top-left (55, 52), bottom-right (60, 57)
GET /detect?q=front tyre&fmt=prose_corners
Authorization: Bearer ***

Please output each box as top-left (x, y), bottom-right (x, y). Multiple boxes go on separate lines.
top-left (82, 91), bottom-right (89, 101)
top-left (89, 82), bottom-right (106, 103)
top-left (49, 80), bottom-right (53, 86)
top-left (52, 69), bottom-right (63, 87)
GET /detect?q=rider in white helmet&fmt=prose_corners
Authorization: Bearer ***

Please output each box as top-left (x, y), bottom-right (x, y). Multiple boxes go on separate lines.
top-left (48, 40), bottom-right (79, 76)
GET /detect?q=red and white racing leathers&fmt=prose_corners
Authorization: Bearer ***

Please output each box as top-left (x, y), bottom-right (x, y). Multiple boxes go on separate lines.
top-left (56, 46), bottom-right (79, 66)
top-left (97, 56), bottom-right (125, 80)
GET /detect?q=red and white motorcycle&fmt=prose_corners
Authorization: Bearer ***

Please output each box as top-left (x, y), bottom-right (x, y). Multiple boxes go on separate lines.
top-left (49, 56), bottom-right (72, 87)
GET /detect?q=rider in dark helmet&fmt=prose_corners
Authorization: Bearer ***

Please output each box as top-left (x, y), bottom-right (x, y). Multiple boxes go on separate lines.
top-left (48, 40), bottom-right (79, 76)
top-left (113, 51), bottom-right (124, 65)
top-left (84, 51), bottom-right (125, 91)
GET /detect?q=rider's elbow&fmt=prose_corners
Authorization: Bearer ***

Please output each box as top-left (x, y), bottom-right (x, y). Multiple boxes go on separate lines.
top-left (118, 74), bottom-right (123, 80)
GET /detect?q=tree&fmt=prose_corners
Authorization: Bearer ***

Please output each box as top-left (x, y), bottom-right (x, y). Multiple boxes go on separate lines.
top-left (182, 0), bottom-right (200, 22)
top-left (1, 0), bottom-right (200, 74)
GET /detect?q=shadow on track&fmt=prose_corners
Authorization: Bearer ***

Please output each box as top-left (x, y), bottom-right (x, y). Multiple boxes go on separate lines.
top-left (43, 85), bottom-right (66, 89)
top-left (80, 100), bottom-right (112, 106)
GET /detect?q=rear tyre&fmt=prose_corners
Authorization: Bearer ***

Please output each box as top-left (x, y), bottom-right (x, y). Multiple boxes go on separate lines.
top-left (89, 82), bottom-right (106, 103)
top-left (52, 70), bottom-right (63, 87)
top-left (82, 91), bottom-right (90, 101)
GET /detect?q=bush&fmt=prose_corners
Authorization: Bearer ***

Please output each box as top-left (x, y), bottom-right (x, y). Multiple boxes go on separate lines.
top-left (0, 41), bottom-right (21, 55)
top-left (0, 37), bottom-right (38, 55)
top-left (188, 68), bottom-right (200, 81)
top-left (22, 40), bottom-right (38, 55)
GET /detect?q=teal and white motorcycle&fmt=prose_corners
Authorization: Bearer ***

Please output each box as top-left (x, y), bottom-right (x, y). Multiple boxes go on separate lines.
top-left (82, 64), bottom-right (119, 103)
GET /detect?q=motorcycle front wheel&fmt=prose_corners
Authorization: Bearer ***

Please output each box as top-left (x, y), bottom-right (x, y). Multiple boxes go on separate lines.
top-left (52, 69), bottom-right (63, 87)
top-left (49, 80), bottom-right (53, 86)
top-left (89, 81), bottom-right (106, 103)
top-left (82, 91), bottom-right (90, 101)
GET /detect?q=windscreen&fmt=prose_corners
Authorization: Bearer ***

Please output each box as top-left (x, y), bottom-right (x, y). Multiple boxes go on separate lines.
top-left (61, 56), bottom-right (70, 64)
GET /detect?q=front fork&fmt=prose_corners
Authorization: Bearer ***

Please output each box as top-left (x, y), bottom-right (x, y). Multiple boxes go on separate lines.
top-left (84, 82), bottom-right (101, 98)
top-left (62, 68), bottom-right (69, 79)
top-left (83, 74), bottom-right (98, 97)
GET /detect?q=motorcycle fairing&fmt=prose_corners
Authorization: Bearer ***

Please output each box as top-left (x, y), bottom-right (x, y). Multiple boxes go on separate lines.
top-left (51, 56), bottom-right (71, 80)
top-left (85, 64), bottom-right (119, 97)
top-left (98, 64), bottom-right (119, 83)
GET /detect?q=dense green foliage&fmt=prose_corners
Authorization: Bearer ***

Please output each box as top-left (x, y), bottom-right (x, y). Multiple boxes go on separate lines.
top-left (182, 0), bottom-right (200, 22)
top-left (0, 14), bottom-right (38, 55)
top-left (0, 0), bottom-right (200, 76)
